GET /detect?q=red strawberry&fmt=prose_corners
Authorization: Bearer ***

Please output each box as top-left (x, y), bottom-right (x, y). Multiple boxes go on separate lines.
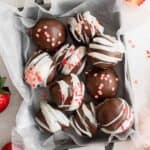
top-left (2, 143), bottom-right (12, 150)
top-left (0, 76), bottom-right (10, 113)
top-left (126, 0), bottom-right (145, 5)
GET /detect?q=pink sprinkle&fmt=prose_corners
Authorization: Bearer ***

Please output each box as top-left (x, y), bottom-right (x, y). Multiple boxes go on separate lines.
top-left (37, 28), bottom-right (42, 33)
top-left (104, 77), bottom-right (108, 81)
top-left (52, 38), bottom-right (55, 42)
top-left (32, 84), bottom-right (35, 88)
top-left (52, 43), bottom-right (55, 47)
top-left (100, 74), bottom-right (105, 80)
top-left (107, 74), bottom-right (110, 78)
top-left (57, 41), bottom-right (61, 45)
top-left (84, 26), bottom-right (89, 30)
top-left (85, 72), bottom-right (88, 75)
top-left (116, 78), bottom-right (119, 81)
top-left (46, 38), bottom-right (51, 42)
top-left (133, 80), bottom-right (138, 84)
top-left (94, 73), bottom-right (98, 77)
top-left (44, 31), bottom-right (50, 38)
top-left (112, 87), bottom-right (115, 91)
top-left (94, 95), bottom-right (99, 99)
top-left (43, 25), bottom-right (48, 29)
top-left (98, 83), bottom-right (104, 90)
top-left (35, 33), bottom-right (40, 38)
top-left (58, 33), bottom-right (62, 37)
top-left (109, 80), bottom-right (112, 83)
top-left (98, 90), bottom-right (103, 96)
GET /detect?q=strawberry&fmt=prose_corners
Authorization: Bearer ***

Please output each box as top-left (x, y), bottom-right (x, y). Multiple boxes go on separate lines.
top-left (126, 0), bottom-right (145, 6)
top-left (0, 76), bottom-right (10, 113)
top-left (2, 143), bottom-right (12, 150)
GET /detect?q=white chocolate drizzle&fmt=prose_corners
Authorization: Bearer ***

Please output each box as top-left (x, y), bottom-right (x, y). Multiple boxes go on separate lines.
top-left (70, 102), bottom-right (97, 138)
top-left (57, 74), bottom-right (85, 111)
top-left (68, 11), bottom-right (104, 44)
top-left (101, 98), bottom-right (134, 135)
top-left (88, 34), bottom-right (124, 65)
top-left (24, 52), bottom-right (55, 88)
top-left (54, 44), bottom-right (86, 75)
top-left (40, 102), bottom-right (70, 133)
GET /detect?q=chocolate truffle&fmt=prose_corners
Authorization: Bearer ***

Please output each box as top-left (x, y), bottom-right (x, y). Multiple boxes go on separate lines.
top-left (50, 74), bottom-right (85, 111)
top-left (68, 11), bottom-right (104, 44)
top-left (31, 19), bottom-right (66, 51)
top-left (24, 51), bottom-right (56, 88)
top-left (54, 44), bottom-right (86, 75)
top-left (70, 102), bottom-right (97, 138)
top-left (35, 102), bottom-right (70, 133)
top-left (88, 34), bottom-right (124, 68)
top-left (86, 69), bottom-right (119, 100)
top-left (96, 98), bottom-right (134, 134)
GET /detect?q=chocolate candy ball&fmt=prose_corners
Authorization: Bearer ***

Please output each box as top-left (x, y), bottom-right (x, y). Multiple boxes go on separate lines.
top-left (86, 69), bottom-right (119, 100)
top-left (31, 19), bottom-right (67, 52)
top-left (68, 11), bottom-right (104, 44)
top-left (50, 74), bottom-right (85, 111)
top-left (35, 102), bottom-right (70, 133)
top-left (24, 51), bottom-right (56, 88)
top-left (96, 98), bottom-right (134, 134)
top-left (70, 102), bottom-right (98, 138)
top-left (54, 44), bottom-right (86, 75)
top-left (88, 34), bottom-right (124, 69)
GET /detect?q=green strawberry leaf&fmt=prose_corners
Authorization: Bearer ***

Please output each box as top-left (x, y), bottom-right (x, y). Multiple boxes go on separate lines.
top-left (0, 76), bottom-right (6, 89)
top-left (0, 88), bottom-right (5, 94)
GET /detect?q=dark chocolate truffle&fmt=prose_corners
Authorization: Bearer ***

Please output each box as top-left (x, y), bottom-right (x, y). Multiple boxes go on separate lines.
top-left (96, 98), bottom-right (134, 134)
top-left (24, 50), bottom-right (56, 88)
top-left (86, 69), bottom-right (119, 100)
top-left (88, 34), bottom-right (124, 68)
top-left (54, 44), bottom-right (86, 75)
top-left (70, 102), bottom-right (98, 138)
top-left (31, 19), bottom-right (67, 51)
top-left (50, 74), bottom-right (85, 111)
top-left (68, 11), bottom-right (104, 44)
top-left (35, 102), bottom-right (70, 133)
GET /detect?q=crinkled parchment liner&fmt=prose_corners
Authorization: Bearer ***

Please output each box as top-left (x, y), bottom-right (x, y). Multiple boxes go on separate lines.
top-left (0, 0), bottom-right (136, 150)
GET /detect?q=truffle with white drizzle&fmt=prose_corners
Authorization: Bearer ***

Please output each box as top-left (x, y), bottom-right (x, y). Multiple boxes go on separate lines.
top-left (50, 74), bottom-right (85, 111)
top-left (24, 51), bottom-right (56, 88)
top-left (88, 34), bottom-right (124, 68)
top-left (70, 102), bottom-right (98, 138)
top-left (96, 98), bottom-right (134, 134)
top-left (86, 69), bottom-right (119, 100)
top-left (68, 11), bottom-right (104, 44)
top-left (35, 101), bottom-right (70, 133)
top-left (54, 44), bottom-right (86, 75)
top-left (31, 19), bottom-right (66, 52)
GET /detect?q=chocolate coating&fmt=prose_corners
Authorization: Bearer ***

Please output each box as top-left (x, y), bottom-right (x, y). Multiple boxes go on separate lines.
top-left (31, 19), bottom-right (67, 51)
top-left (24, 50), bottom-right (56, 88)
top-left (68, 11), bottom-right (104, 44)
top-left (88, 34), bottom-right (124, 69)
top-left (86, 69), bottom-right (119, 100)
top-left (96, 98), bottom-right (134, 134)
top-left (70, 102), bottom-right (98, 138)
top-left (35, 102), bottom-right (70, 133)
top-left (50, 74), bottom-right (85, 111)
top-left (54, 44), bottom-right (87, 75)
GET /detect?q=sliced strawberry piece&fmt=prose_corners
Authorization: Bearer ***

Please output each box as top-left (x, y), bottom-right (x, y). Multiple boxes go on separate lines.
top-left (2, 143), bottom-right (12, 150)
top-left (126, 0), bottom-right (145, 5)
top-left (0, 92), bottom-right (10, 112)
top-left (0, 76), bottom-right (10, 113)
